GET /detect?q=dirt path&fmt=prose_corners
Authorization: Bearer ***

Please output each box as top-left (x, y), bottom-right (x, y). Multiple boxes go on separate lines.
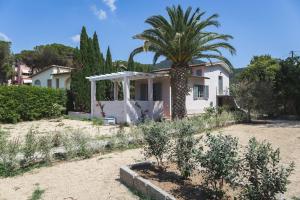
top-left (0, 149), bottom-right (143, 200)
top-left (0, 121), bottom-right (299, 199)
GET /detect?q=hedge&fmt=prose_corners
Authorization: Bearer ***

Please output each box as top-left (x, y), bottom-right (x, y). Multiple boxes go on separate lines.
top-left (0, 85), bottom-right (66, 123)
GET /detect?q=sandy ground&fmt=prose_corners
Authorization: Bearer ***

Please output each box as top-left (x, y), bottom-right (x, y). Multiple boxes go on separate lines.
top-left (0, 118), bottom-right (125, 141)
top-left (0, 120), bottom-right (299, 199)
top-left (0, 149), bottom-right (143, 200)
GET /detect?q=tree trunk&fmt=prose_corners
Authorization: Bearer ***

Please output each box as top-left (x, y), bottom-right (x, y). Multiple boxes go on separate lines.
top-left (170, 64), bottom-right (189, 119)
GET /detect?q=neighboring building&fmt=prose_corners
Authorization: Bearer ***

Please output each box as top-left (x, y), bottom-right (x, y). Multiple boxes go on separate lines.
top-left (86, 61), bottom-right (231, 124)
top-left (31, 65), bottom-right (72, 89)
top-left (11, 63), bottom-right (32, 85)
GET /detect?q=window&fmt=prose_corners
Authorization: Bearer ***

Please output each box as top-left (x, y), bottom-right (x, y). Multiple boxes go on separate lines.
top-left (195, 69), bottom-right (202, 76)
top-left (218, 76), bottom-right (223, 95)
top-left (56, 78), bottom-right (60, 89)
top-left (34, 79), bottom-right (41, 86)
top-left (47, 79), bottom-right (52, 88)
top-left (153, 83), bottom-right (162, 101)
top-left (193, 85), bottom-right (209, 99)
top-left (140, 83), bottom-right (148, 101)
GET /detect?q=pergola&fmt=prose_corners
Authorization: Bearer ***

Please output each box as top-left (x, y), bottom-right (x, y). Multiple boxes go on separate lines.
top-left (86, 71), bottom-right (166, 122)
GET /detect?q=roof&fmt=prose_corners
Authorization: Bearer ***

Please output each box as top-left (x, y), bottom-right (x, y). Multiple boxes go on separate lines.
top-left (52, 72), bottom-right (71, 76)
top-left (152, 61), bottom-right (232, 74)
top-left (86, 71), bottom-right (166, 82)
top-left (30, 65), bottom-right (73, 78)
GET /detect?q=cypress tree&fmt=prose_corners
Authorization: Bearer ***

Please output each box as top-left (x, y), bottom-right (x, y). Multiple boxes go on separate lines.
top-left (80, 26), bottom-right (89, 66)
top-left (105, 46), bottom-right (112, 73)
top-left (127, 55), bottom-right (135, 71)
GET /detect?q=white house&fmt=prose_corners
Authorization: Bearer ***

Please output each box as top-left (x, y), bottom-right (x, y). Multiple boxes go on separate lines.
top-left (31, 65), bottom-right (72, 89)
top-left (86, 61), bottom-right (231, 124)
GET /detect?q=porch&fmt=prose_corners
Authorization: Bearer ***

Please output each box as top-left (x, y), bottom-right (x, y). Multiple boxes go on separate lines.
top-left (86, 71), bottom-right (169, 124)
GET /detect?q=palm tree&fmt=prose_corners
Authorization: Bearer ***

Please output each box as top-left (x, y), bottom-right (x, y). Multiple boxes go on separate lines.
top-left (131, 5), bottom-right (236, 119)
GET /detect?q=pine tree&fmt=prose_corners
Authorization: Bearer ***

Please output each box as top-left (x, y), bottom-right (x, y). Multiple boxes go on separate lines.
top-left (105, 47), bottom-right (112, 73)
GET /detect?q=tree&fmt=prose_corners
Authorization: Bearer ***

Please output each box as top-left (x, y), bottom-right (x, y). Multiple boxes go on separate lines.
top-left (127, 55), bottom-right (135, 71)
top-left (131, 5), bottom-right (235, 119)
top-left (17, 43), bottom-right (75, 71)
top-left (0, 41), bottom-right (13, 84)
top-left (275, 55), bottom-right (300, 115)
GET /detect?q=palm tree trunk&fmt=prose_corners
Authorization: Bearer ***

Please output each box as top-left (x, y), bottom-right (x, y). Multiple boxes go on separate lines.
top-left (170, 64), bottom-right (189, 119)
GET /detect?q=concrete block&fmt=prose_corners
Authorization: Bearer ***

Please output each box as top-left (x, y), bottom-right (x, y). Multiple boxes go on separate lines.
top-left (133, 176), bottom-right (149, 194)
top-left (120, 166), bottom-right (137, 187)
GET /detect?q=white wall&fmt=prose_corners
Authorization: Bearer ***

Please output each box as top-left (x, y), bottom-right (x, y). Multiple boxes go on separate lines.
top-left (185, 64), bottom-right (230, 115)
top-left (32, 66), bottom-right (71, 89)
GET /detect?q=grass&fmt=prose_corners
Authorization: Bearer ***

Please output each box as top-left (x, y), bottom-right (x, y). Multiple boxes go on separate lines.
top-left (29, 186), bottom-right (45, 200)
top-left (0, 162), bottom-right (49, 178)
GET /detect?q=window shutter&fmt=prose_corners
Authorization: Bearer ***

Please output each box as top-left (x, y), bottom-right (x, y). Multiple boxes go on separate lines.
top-left (205, 85), bottom-right (209, 99)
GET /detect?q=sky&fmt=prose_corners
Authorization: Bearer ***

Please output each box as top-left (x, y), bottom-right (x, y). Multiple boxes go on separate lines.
top-left (1, 0), bottom-right (300, 68)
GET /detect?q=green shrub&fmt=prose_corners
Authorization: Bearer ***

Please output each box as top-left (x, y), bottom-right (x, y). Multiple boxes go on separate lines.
top-left (23, 130), bottom-right (39, 165)
top-left (197, 133), bottom-right (240, 199)
top-left (0, 130), bottom-right (20, 176)
top-left (140, 121), bottom-right (170, 167)
top-left (170, 119), bottom-right (198, 179)
top-left (38, 135), bottom-right (53, 163)
top-left (240, 138), bottom-right (294, 200)
top-left (92, 117), bottom-right (104, 126)
top-left (62, 132), bottom-right (93, 159)
top-left (0, 85), bottom-right (66, 123)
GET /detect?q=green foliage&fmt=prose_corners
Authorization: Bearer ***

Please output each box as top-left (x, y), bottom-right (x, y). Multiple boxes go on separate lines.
top-left (131, 5), bottom-right (235, 119)
top-left (92, 117), bottom-right (104, 126)
top-left (275, 56), bottom-right (300, 115)
top-left (0, 130), bottom-right (20, 176)
top-left (0, 41), bottom-right (13, 84)
top-left (240, 138), bottom-right (295, 200)
top-left (0, 85), bottom-right (66, 123)
top-left (171, 119), bottom-right (198, 179)
top-left (16, 43), bottom-right (75, 71)
top-left (23, 130), bottom-right (39, 164)
top-left (197, 133), bottom-right (240, 198)
top-left (140, 121), bottom-right (170, 166)
top-left (29, 186), bottom-right (45, 200)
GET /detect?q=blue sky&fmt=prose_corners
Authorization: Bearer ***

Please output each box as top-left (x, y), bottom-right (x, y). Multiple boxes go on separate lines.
top-left (1, 0), bottom-right (300, 68)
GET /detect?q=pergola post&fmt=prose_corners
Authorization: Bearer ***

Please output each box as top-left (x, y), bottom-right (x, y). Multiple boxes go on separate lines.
top-left (122, 77), bottom-right (130, 123)
top-left (148, 78), bottom-right (153, 118)
top-left (90, 80), bottom-right (96, 118)
top-left (113, 81), bottom-right (118, 100)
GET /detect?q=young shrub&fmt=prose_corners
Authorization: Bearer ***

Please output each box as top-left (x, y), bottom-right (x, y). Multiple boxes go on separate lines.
top-left (197, 133), bottom-right (240, 199)
top-left (23, 130), bottom-right (39, 165)
top-left (171, 119), bottom-right (198, 179)
top-left (140, 121), bottom-right (170, 167)
top-left (38, 135), bottom-right (53, 163)
top-left (0, 131), bottom-right (20, 177)
top-left (240, 138), bottom-right (294, 200)
top-left (62, 131), bottom-right (93, 159)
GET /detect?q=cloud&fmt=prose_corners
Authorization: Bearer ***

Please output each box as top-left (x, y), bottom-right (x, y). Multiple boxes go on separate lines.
top-left (91, 5), bottom-right (107, 20)
top-left (0, 32), bottom-right (11, 42)
top-left (103, 0), bottom-right (116, 12)
top-left (71, 34), bottom-right (80, 43)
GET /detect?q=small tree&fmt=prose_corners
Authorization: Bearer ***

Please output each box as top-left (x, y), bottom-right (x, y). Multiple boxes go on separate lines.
top-left (240, 138), bottom-right (294, 200)
top-left (197, 133), bottom-right (240, 199)
top-left (171, 119), bottom-right (198, 179)
top-left (140, 121), bottom-right (170, 167)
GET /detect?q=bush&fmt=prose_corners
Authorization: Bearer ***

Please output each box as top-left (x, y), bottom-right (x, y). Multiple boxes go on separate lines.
top-left (240, 138), bottom-right (294, 200)
top-left (23, 130), bottom-right (39, 165)
top-left (62, 131), bottom-right (93, 159)
top-left (170, 119), bottom-right (198, 179)
top-left (140, 121), bottom-right (170, 167)
top-left (0, 85), bottom-right (66, 123)
top-left (0, 130), bottom-right (20, 176)
top-left (197, 133), bottom-right (240, 199)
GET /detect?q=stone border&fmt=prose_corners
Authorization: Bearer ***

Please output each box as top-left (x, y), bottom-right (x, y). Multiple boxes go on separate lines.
top-left (120, 162), bottom-right (176, 200)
